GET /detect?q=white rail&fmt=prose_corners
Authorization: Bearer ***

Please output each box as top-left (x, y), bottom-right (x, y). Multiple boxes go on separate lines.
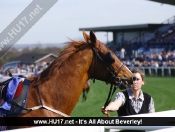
top-left (129, 67), bottom-right (175, 77)
top-left (104, 110), bottom-right (175, 132)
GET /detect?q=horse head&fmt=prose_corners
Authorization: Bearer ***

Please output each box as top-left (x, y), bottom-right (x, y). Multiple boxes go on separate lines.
top-left (83, 30), bottom-right (134, 90)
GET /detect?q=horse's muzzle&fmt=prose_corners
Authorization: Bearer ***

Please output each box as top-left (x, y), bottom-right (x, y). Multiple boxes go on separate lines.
top-left (114, 77), bottom-right (133, 90)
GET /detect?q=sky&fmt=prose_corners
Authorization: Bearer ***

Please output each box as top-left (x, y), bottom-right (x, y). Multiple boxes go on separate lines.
top-left (1, 0), bottom-right (175, 48)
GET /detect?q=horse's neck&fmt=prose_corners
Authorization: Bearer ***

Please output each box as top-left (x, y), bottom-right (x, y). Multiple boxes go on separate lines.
top-left (39, 50), bottom-right (92, 116)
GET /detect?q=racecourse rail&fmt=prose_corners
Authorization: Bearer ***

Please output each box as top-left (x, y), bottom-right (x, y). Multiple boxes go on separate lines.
top-left (129, 67), bottom-right (175, 77)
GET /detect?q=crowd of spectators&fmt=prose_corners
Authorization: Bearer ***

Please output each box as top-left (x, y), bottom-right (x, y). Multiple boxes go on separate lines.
top-left (115, 30), bottom-right (175, 68)
top-left (119, 50), bottom-right (175, 68)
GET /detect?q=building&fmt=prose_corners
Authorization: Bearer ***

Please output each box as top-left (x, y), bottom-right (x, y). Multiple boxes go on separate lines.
top-left (149, 0), bottom-right (175, 6)
top-left (5, 53), bottom-right (58, 69)
top-left (79, 0), bottom-right (175, 53)
top-left (79, 24), bottom-right (163, 49)
top-left (12, 53), bottom-right (57, 64)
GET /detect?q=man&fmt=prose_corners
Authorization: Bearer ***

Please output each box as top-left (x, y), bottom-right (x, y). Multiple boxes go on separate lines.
top-left (102, 68), bottom-right (155, 132)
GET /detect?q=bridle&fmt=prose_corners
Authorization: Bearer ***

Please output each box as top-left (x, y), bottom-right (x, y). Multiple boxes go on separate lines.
top-left (90, 43), bottom-right (125, 86)
top-left (90, 43), bottom-right (126, 112)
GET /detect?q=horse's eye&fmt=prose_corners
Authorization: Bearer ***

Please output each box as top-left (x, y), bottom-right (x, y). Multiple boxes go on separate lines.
top-left (105, 52), bottom-right (115, 64)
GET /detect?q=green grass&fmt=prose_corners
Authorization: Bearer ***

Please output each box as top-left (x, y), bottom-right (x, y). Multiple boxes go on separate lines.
top-left (71, 77), bottom-right (175, 117)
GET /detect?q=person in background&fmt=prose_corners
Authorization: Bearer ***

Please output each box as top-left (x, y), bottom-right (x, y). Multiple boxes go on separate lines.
top-left (7, 69), bottom-right (13, 77)
top-left (34, 67), bottom-right (42, 76)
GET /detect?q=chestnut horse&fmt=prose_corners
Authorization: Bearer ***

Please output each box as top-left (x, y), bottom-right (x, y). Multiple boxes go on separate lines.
top-left (7, 30), bottom-right (134, 129)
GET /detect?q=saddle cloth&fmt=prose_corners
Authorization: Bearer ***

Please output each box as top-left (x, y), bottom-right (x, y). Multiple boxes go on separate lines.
top-left (0, 77), bottom-right (30, 115)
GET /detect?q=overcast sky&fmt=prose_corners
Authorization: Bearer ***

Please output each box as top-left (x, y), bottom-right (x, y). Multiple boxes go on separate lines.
top-left (1, 0), bottom-right (175, 47)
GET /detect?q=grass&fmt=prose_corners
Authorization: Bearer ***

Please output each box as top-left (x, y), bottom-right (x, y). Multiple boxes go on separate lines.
top-left (71, 76), bottom-right (175, 117)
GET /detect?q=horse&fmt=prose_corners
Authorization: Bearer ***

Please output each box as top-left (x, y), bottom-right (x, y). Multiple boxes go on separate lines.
top-left (5, 30), bottom-right (134, 129)
top-left (82, 80), bottom-right (91, 102)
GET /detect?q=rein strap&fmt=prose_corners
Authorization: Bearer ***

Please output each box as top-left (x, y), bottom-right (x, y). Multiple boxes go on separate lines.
top-left (104, 84), bottom-right (117, 109)
top-left (21, 86), bottom-right (70, 117)
top-left (27, 105), bottom-right (70, 117)
top-left (34, 86), bottom-right (70, 117)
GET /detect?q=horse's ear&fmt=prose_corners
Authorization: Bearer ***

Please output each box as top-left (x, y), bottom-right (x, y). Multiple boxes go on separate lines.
top-left (83, 30), bottom-right (91, 43)
top-left (90, 30), bottom-right (99, 49)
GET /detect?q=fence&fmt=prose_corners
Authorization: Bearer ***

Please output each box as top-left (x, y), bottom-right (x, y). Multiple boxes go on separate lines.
top-left (129, 67), bottom-right (175, 77)
top-left (104, 110), bottom-right (175, 132)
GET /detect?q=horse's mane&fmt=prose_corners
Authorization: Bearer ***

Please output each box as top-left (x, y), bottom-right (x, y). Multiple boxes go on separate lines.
top-left (29, 40), bottom-right (88, 88)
